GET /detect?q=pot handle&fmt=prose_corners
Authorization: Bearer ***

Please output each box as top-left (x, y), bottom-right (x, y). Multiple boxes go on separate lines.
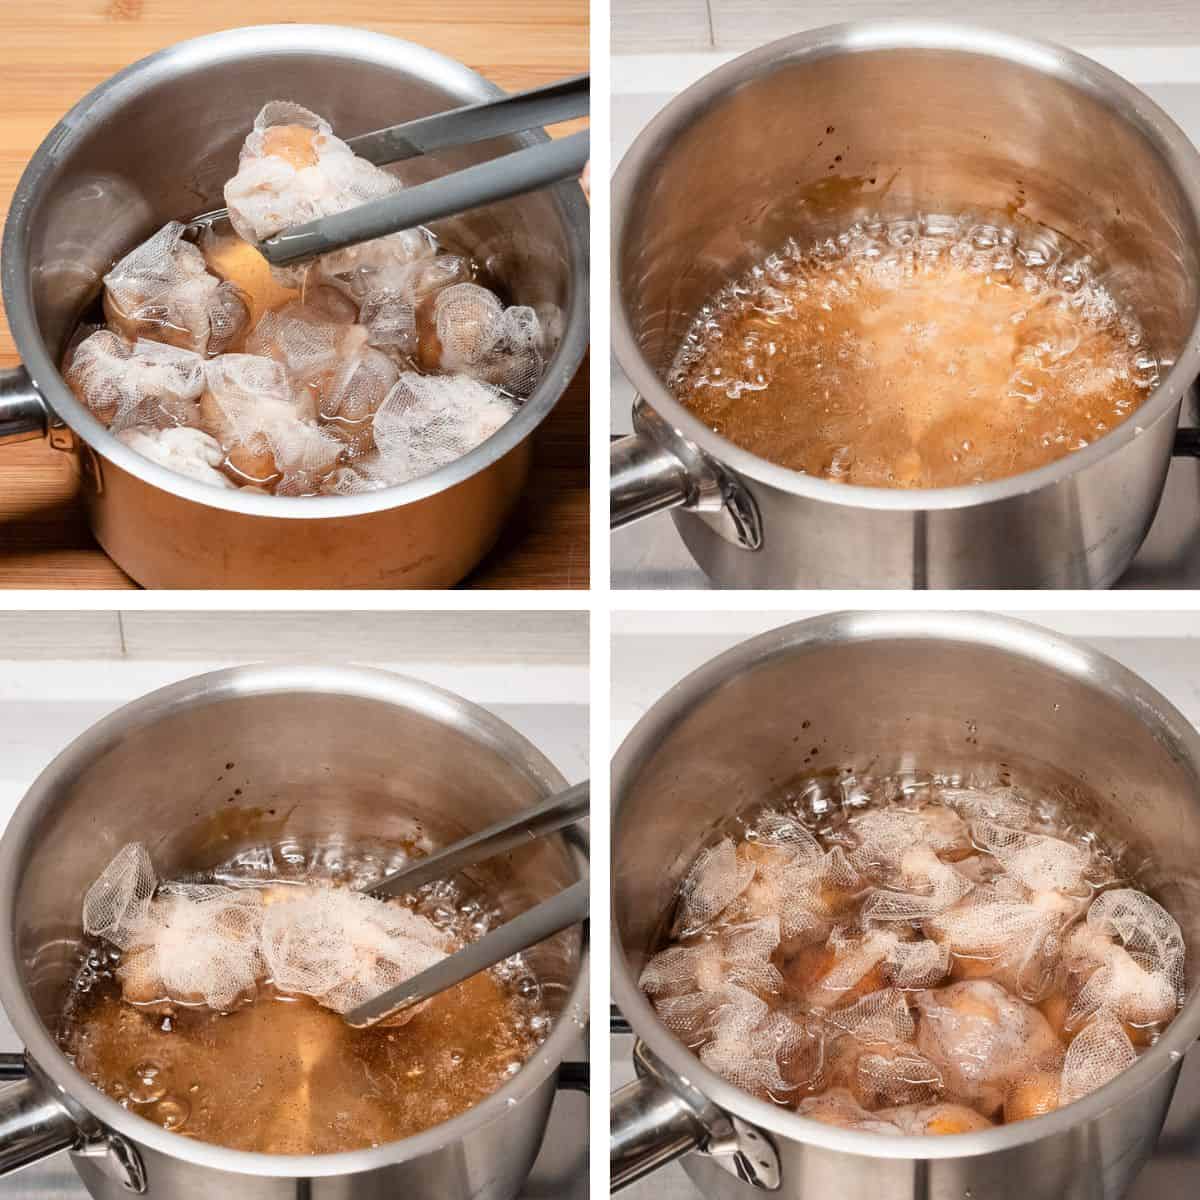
top-left (0, 1057), bottom-right (146, 1191)
top-left (610, 432), bottom-right (694, 528)
top-left (0, 1071), bottom-right (78, 1175)
top-left (611, 1071), bottom-right (705, 1191)
top-left (610, 400), bottom-right (762, 548)
top-left (0, 366), bottom-right (52, 446)
top-left (611, 1039), bottom-right (781, 1193)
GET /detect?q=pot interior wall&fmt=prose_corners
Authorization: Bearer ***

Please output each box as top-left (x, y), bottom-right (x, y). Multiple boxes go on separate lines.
top-left (11, 684), bottom-right (581, 1036)
top-left (614, 627), bottom-right (1200, 997)
top-left (25, 33), bottom-right (574, 362)
top-left (619, 44), bottom-right (1200, 376)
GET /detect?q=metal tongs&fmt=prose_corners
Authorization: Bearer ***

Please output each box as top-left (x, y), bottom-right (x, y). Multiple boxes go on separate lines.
top-left (343, 779), bottom-right (589, 1028)
top-left (215, 73), bottom-right (589, 269)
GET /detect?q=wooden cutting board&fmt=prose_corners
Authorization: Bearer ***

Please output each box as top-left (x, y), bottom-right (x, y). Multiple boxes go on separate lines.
top-left (0, 0), bottom-right (589, 590)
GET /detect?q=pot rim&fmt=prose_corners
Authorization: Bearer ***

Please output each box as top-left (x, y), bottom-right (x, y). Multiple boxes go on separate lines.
top-left (1, 23), bottom-right (590, 520)
top-left (611, 20), bottom-right (1200, 512)
top-left (0, 662), bottom-right (590, 1177)
top-left (610, 610), bottom-right (1200, 1159)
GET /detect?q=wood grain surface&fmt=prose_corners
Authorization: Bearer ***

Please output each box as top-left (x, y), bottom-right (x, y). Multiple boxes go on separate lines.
top-left (0, 0), bottom-right (589, 590)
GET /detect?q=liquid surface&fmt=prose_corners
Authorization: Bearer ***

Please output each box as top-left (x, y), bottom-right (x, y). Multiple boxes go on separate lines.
top-left (64, 974), bottom-right (538, 1153)
top-left (670, 216), bottom-right (1159, 488)
top-left (59, 857), bottom-right (548, 1154)
top-left (640, 773), bottom-right (1185, 1133)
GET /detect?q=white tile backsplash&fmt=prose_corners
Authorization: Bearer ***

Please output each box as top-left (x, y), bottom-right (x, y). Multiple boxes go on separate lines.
top-left (0, 612), bottom-right (122, 658)
top-left (613, 0), bottom-right (711, 53)
top-left (614, 0), bottom-right (1200, 55)
top-left (0, 610), bottom-right (588, 666)
top-left (117, 610), bottom-right (589, 665)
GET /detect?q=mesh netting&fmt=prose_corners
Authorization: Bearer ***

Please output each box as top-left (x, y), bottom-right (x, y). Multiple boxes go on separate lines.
top-left (356, 256), bottom-right (474, 358)
top-left (322, 464), bottom-right (390, 496)
top-left (335, 373), bottom-right (518, 492)
top-left (224, 102), bottom-right (432, 286)
top-left (640, 915), bottom-right (782, 1000)
top-left (699, 996), bottom-right (822, 1097)
top-left (245, 302), bottom-right (344, 384)
top-left (649, 985), bottom-right (738, 1046)
top-left (914, 980), bottom-right (1062, 1114)
top-left (103, 221), bottom-right (249, 357)
top-left (797, 1088), bottom-right (904, 1134)
top-left (361, 298), bottom-right (417, 358)
top-left (84, 847), bottom-right (263, 1009)
top-left (861, 845), bottom-right (974, 922)
top-left (854, 1046), bottom-right (945, 1109)
top-left (950, 853), bottom-right (1002, 886)
top-left (84, 844), bottom-right (158, 946)
top-left (926, 881), bottom-right (1081, 1001)
top-left (1090, 888), bottom-right (1186, 989)
top-left (887, 937), bottom-right (953, 990)
top-left (814, 927), bottom-right (898, 999)
top-left (118, 887), bottom-right (265, 1010)
top-left (750, 810), bottom-right (824, 859)
top-left (245, 304), bottom-right (398, 454)
top-left (207, 285), bottom-right (252, 358)
top-left (847, 807), bottom-right (970, 875)
top-left (937, 785), bottom-right (1033, 827)
top-left (671, 838), bottom-right (755, 937)
top-left (65, 331), bottom-right (204, 433)
top-left (641, 788), bottom-right (1186, 1127)
top-left (970, 820), bottom-right (1091, 893)
top-left (260, 886), bottom-right (447, 1023)
top-left (320, 331), bottom-right (400, 434)
top-left (1065, 888), bottom-right (1185, 1028)
top-left (825, 987), bottom-right (915, 1044)
top-left (657, 980), bottom-right (766, 1049)
top-left (802, 925), bottom-right (952, 1004)
top-left (1058, 1014), bottom-right (1137, 1106)
top-left (877, 1101), bottom-right (993, 1134)
top-left (82, 844), bottom-right (450, 1019)
top-left (418, 284), bottom-right (545, 397)
top-left (730, 847), bottom-right (862, 943)
top-left (301, 286), bottom-right (361, 324)
top-left (200, 353), bottom-right (342, 491)
top-left (351, 254), bottom-right (473, 309)
top-left (115, 426), bottom-right (236, 490)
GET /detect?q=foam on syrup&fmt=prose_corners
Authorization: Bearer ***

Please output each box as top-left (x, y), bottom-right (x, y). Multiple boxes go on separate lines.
top-left (670, 215), bottom-right (1160, 488)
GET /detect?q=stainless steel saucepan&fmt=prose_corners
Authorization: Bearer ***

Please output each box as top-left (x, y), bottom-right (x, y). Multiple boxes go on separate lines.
top-left (611, 611), bottom-right (1200, 1198)
top-left (610, 23), bottom-right (1200, 588)
top-left (0, 25), bottom-right (589, 588)
top-left (0, 664), bottom-right (588, 1198)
